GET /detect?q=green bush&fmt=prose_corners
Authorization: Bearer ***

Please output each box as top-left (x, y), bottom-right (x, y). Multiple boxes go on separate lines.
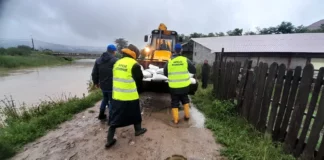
top-left (0, 48), bottom-right (6, 55)
top-left (5, 47), bottom-right (31, 56)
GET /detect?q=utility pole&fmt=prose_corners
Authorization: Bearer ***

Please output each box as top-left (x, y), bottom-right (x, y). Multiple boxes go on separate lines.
top-left (30, 35), bottom-right (34, 50)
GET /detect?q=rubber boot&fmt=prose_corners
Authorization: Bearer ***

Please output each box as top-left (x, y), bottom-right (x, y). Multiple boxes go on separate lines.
top-left (105, 126), bottom-right (116, 148)
top-left (183, 103), bottom-right (190, 120)
top-left (172, 108), bottom-right (179, 124)
top-left (134, 123), bottom-right (147, 136)
top-left (98, 112), bottom-right (107, 121)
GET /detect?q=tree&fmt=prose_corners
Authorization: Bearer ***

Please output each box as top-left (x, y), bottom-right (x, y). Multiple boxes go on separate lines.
top-left (295, 25), bottom-right (308, 33)
top-left (114, 38), bottom-right (128, 53)
top-left (0, 48), bottom-right (6, 55)
top-left (207, 32), bottom-right (215, 37)
top-left (216, 32), bottom-right (225, 37)
top-left (277, 21), bottom-right (295, 34)
top-left (244, 31), bottom-right (257, 35)
top-left (227, 28), bottom-right (243, 36)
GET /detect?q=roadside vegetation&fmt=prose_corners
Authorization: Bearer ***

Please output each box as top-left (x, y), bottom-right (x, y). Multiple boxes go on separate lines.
top-left (0, 45), bottom-right (72, 71)
top-left (192, 85), bottom-right (295, 160)
top-left (0, 88), bottom-right (102, 159)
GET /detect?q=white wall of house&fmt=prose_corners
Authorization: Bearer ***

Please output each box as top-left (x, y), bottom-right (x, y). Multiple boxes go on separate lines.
top-left (192, 42), bottom-right (213, 64)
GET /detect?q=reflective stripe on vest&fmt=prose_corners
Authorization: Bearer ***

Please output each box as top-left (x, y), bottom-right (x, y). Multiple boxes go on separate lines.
top-left (167, 56), bottom-right (190, 88)
top-left (112, 57), bottom-right (139, 101)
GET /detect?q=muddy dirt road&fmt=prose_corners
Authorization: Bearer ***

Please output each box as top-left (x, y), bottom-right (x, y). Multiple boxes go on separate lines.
top-left (12, 93), bottom-right (223, 160)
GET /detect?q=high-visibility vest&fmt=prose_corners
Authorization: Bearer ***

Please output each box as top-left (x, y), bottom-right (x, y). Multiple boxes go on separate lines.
top-left (112, 57), bottom-right (139, 101)
top-left (167, 56), bottom-right (190, 88)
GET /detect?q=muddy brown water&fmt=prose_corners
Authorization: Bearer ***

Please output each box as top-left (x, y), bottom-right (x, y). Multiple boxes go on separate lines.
top-left (0, 59), bottom-right (95, 107)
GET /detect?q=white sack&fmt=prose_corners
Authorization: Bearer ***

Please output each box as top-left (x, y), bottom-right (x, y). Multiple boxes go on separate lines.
top-left (143, 78), bottom-right (152, 81)
top-left (152, 73), bottom-right (168, 81)
top-left (142, 70), bottom-right (153, 78)
top-left (145, 69), bottom-right (157, 74)
top-left (148, 64), bottom-right (159, 70)
top-left (189, 73), bottom-right (194, 78)
top-left (190, 78), bottom-right (196, 84)
top-left (156, 68), bottom-right (164, 74)
top-left (140, 65), bottom-right (144, 71)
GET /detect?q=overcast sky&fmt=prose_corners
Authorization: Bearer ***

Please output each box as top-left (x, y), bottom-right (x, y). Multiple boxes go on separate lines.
top-left (0, 0), bottom-right (323, 48)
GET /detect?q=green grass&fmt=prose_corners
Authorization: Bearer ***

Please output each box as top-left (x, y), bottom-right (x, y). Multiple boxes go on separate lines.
top-left (0, 90), bottom-right (102, 160)
top-left (0, 52), bottom-right (71, 70)
top-left (191, 85), bottom-right (295, 160)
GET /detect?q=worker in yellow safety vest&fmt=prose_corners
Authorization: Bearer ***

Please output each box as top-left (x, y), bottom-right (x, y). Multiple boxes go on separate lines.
top-left (163, 43), bottom-right (196, 124)
top-left (105, 44), bottom-right (147, 148)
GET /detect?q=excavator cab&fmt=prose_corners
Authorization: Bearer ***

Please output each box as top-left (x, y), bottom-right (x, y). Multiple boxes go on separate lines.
top-left (138, 23), bottom-right (197, 95)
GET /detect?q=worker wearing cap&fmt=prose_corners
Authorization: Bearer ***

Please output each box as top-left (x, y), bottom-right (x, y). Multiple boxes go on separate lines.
top-left (106, 44), bottom-right (147, 148)
top-left (92, 44), bottom-right (118, 121)
top-left (163, 43), bottom-right (196, 124)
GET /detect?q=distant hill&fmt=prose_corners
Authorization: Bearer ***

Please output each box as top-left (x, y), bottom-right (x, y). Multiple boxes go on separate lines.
top-left (307, 19), bottom-right (324, 30)
top-left (0, 39), bottom-right (104, 54)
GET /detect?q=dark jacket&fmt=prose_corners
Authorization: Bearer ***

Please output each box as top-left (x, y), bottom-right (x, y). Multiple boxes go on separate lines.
top-left (109, 55), bottom-right (144, 127)
top-left (163, 54), bottom-right (196, 94)
top-left (202, 63), bottom-right (211, 81)
top-left (91, 52), bottom-right (118, 91)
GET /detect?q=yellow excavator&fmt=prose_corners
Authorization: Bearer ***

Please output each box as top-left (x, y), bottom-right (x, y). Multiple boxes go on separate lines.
top-left (137, 23), bottom-right (198, 95)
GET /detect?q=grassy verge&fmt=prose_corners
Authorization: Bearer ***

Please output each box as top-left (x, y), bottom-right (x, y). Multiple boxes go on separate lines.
top-left (0, 90), bottom-right (102, 160)
top-left (0, 53), bottom-right (71, 69)
top-left (191, 85), bottom-right (294, 160)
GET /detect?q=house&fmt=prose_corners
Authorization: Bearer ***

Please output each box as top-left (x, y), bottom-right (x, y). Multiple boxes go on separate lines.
top-left (191, 33), bottom-right (324, 69)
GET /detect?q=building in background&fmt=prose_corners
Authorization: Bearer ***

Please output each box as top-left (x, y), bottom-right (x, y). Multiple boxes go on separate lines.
top-left (191, 33), bottom-right (324, 69)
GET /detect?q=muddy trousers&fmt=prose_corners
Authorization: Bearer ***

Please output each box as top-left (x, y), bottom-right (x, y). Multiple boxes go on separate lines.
top-left (107, 123), bottom-right (142, 142)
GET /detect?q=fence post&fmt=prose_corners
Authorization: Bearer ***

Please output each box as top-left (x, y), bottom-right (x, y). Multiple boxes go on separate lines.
top-left (236, 59), bottom-right (252, 114)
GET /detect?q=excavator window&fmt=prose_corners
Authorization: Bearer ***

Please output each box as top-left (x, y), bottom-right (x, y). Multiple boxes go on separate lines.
top-left (151, 34), bottom-right (176, 51)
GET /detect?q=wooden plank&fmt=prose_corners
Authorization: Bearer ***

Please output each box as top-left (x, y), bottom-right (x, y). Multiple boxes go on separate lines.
top-left (250, 62), bottom-right (268, 126)
top-left (300, 82), bottom-right (324, 160)
top-left (278, 67), bottom-right (302, 141)
top-left (284, 64), bottom-right (314, 154)
top-left (227, 62), bottom-right (236, 99)
top-left (231, 61), bottom-right (242, 99)
top-left (248, 65), bottom-right (260, 123)
top-left (213, 60), bottom-right (220, 97)
top-left (315, 136), bottom-right (324, 160)
top-left (295, 67), bottom-right (324, 156)
top-left (242, 71), bottom-right (255, 120)
top-left (219, 62), bottom-right (226, 100)
top-left (273, 69), bottom-right (293, 141)
top-left (236, 60), bottom-right (252, 113)
top-left (225, 62), bottom-right (234, 99)
top-left (267, 64), bottom-right (286, 134)
top-left (257, 62), bottom-right (279, 132)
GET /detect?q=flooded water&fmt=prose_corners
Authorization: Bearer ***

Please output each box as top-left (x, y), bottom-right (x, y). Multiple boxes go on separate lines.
top-left (0, 59), bottom-right (95, 107)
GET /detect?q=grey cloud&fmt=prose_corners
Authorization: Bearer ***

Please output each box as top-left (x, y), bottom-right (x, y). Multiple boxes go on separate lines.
top-left (0, 0), bottom-right (323, 48)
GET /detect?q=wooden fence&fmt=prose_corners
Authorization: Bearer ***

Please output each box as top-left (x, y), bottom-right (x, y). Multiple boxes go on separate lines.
top-left (213, 59), bottom-right (324, 160)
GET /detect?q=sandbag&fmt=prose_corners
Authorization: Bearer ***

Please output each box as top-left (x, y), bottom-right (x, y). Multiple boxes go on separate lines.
top-left (152, 73), bottom-right (168, 81)
top-left (142, 70), bottom-right (153, 78)
top-left (140, 65), bottom-right (144, 71)
top-left (143, 78), bottom-right (152, 81)
top-left (148, 64), bottom-right (159, 70)
top-left (156, 68), bottom-right (164, 74)
top-left (145, 69), bottom-right (157, 74)
top-left (189, 73), bottom-right (194, 78)
top-left (190, 78), bottom-right (196, 84)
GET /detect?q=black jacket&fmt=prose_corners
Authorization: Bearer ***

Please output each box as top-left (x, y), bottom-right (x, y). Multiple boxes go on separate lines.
top-left (202, 63), bottom-right (211, 80)
top-left (91, 52), bottom-right (118, 91)
top-left (163, 54), bottom-right (196, 94)
top-left (109, 55), bottom-right (144, 127)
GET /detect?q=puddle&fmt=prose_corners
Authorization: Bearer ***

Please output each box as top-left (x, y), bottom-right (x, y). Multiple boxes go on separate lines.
top-left (140, 92), bottom-right (206, 128)
top-left (165, 154), bottom-right (187, 160)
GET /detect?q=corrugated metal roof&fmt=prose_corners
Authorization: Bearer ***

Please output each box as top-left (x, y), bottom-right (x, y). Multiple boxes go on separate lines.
top-left (191, 33), bottom-right (324, 53)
